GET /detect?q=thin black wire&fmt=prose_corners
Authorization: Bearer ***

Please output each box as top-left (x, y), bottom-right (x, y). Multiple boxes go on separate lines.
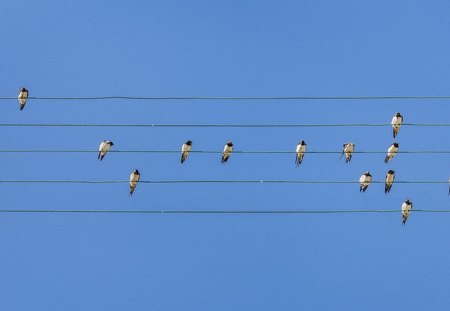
top-left (3, 95), bottom-right (450, 100)
top-left (0, 123), bottom-right (449, 128)
top-left (0, 209), bottom-right (447, 214)
top-left (0, 180), bottom-right (446, 184)
top-left (0, 150), bottom-right (448, 154)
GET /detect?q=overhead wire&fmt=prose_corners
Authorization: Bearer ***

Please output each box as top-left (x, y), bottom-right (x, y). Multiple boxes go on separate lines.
top-left (3, 95), bottom-right (450, 100)
top-left (0, 149), bottom-right (448, 154)
top-left (0, 123), bottom-right (449, 128)
top-left (0, 209), bottom-right (448, 214)
top-left (0, 179), bottom-right (446, 184)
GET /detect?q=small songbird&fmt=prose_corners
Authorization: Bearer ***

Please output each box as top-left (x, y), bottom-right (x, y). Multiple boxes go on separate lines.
top-left (18, 87), bottom-right (29, 111)
top-left (402, 199), bottom-right (413, 225)
top-left (391, 112), bottom-right (403, 138)
top-left (340, 142), bottom-right (355, 163)
top-left (359, 171), bottom-right (372, 192)
top-left (98, 140), bottom-right (114, 161)
top-left (295, 140), bottom-right (307, 166)
top-left (181, 140), bottom-right (193, 164)
top-left (129, 169), bottom-right (141, 196)
top-left (385, 170), bottom-right (395, 193)
top-left (221, 141), bottom-right (234, 163)
top-left (384, 143), bottom-right (399, 163)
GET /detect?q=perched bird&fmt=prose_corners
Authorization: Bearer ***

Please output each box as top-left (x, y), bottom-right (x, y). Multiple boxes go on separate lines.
top-left (340, 142), bottom-right (355, 163)
top-left (18, 87), bottom-right (29, 111)
top-left (359, 171), bottom-right (372, 192)
top-left (384, 143), bottom-right (399, 163)
top-left (129, 169), bottom-right (140, 196)
top-left (385, 170), bottom-right (395, 193)
top-left (181, 140), bottom-right (193, 164)
top-left (402, 199), bottom-right (413, 225)
top-left (295, 140), bottom-right (307, 166)
top-left (98, 140), bottom-right (114, 161)
top-left (391, 112), bottom-right (403, 138)
top-left (221, 141), bottom-right (234, 163)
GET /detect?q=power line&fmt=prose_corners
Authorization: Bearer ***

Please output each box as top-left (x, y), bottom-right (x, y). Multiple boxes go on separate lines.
top-left (0, 149), bottom-right (449, 154)
top-left (2, 95), bottom-right (450, 101)
top-left (0, 179), bottom-right (446, 184)
top-left (0, 209), bottom-right (448, 214)
top-left (0, 123), bottom-right (449, 128)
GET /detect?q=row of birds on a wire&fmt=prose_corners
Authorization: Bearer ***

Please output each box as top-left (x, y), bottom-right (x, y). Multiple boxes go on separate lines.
top-left (16, 87), bottom-right (417, 224)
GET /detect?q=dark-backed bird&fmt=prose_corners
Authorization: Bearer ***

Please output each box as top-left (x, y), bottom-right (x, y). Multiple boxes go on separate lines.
top-left (98, 140), bottom-right (114, 161)
top-left (391, 112), bottom-right (403, 138)
top-left (359, 171), bottom-right (372, 192)
top-left (385, 170), bottom-right (395, 193)
top-left (129, 169), bottom-right (140, 196)
top-left (181, 140), bottom-right (192, 164)
top-left (384, 143), bottom-right (399, 163)
top-left (295, 140), bottom-right (307, 166)
top-left (18, 87), bottom-right (29, 111)
top-left (402, 199), bottom-right (413, 225)
top-left (221, 141), bottom-right (234, 163)
top-left (340, 142), bottom-right (355, 163)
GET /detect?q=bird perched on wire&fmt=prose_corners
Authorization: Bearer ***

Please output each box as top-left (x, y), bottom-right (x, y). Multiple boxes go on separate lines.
top-left (98, 140), bottom-right (114, 161)
top-left (402, 200), bottom-right (413, 225)
top-left (385, 170), bottom-right (395, 193)
top-left (181, 140), bottom-right (193, 164)
top-left (18, 87), bottom-right (29, 111)
top-left (340, 142), bottom-right (355, 163)
top-left (391, 112), bottom-right (403, 138)
top-left (384, 143), bottom-right (399, 163)
top-left (295, 140), bottom-right (307, 166)
top-left (221, 141), bottom-right (234, 163)
top-left (359, 171), bottom-right (372, 192)
top-left (129, 169), bottom-right (140, 196)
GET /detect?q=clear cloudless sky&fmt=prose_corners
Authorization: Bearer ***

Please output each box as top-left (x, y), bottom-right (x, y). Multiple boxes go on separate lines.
top-left (1, 1), bottom-right (449, 310)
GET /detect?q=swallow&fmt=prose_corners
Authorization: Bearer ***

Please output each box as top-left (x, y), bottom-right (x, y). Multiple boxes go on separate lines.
top-left (340, 142), bottom-right (355, 163)
top-left (385, 170), bottom-right (395, 193)
top-left (295, 140), bottom-right (307, 166)
top-left (402, 199), bottom-right (413, 225)
top-left (181, 140), bottom-right (193, 164)
top-left (98, 140), bottom-right (114, 161)
top-left (129, 169), bottom-right (141, 196)
top-left (18, 87), bottom-right (29, 111)
top-left (359, 171), bottom-right (372, 192)
top-left (221, 141), bottom-right (234, 163)
top-left (384, 143), bottom-right (399, 163)
top-left (391, 112), bottom-right (403, 138)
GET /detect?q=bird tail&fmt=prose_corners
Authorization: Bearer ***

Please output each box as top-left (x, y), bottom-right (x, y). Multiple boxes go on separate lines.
top-left (384, 156), bottom-right (389, 163)
top-left (385, 184), bottom-right (390, 193)
top-left (345, 155), bottom-right (352, 163)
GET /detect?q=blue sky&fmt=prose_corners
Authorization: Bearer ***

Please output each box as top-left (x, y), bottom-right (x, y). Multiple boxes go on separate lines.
top-left (1, 1), bottom-right (449, 310)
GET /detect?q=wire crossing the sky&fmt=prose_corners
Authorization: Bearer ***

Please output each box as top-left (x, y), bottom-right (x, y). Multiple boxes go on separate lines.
top-left (3, 95), bottom-right (450, 101)
top-left (0, 209), bottom-right (449, 214)
top-left (0, 149), bottom-right (449, 154)
top-left (1, 123), bottom-right (449, 128)
top-left (0, 179), bottom-right (446, 184)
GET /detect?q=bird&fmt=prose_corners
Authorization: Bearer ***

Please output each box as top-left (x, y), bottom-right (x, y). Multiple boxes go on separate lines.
top-left (221, 141), bottom-right (234, 163)
top-left (98, 140), bottom-right (114, 161)
top-left (384, 143), bottom-right (399, 163)
top-left (295, 140), bottom-right (307, 166)
top-left (340, 142), bottom-right (355, 163)
top-left (391, 112), bottom-right (403, 138)
top-left (402, 199), bottom-right (413, 225)
top-left (18, 87), bottom-right (29, 111)
top-left (385, 170), bottom-right (395, 193)
top-left (181, 140), bottom-right (193, 164)
top-left (359, 171), bottom-right (372, 192)
top-left (129, 169), bottom-right (140, 196)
